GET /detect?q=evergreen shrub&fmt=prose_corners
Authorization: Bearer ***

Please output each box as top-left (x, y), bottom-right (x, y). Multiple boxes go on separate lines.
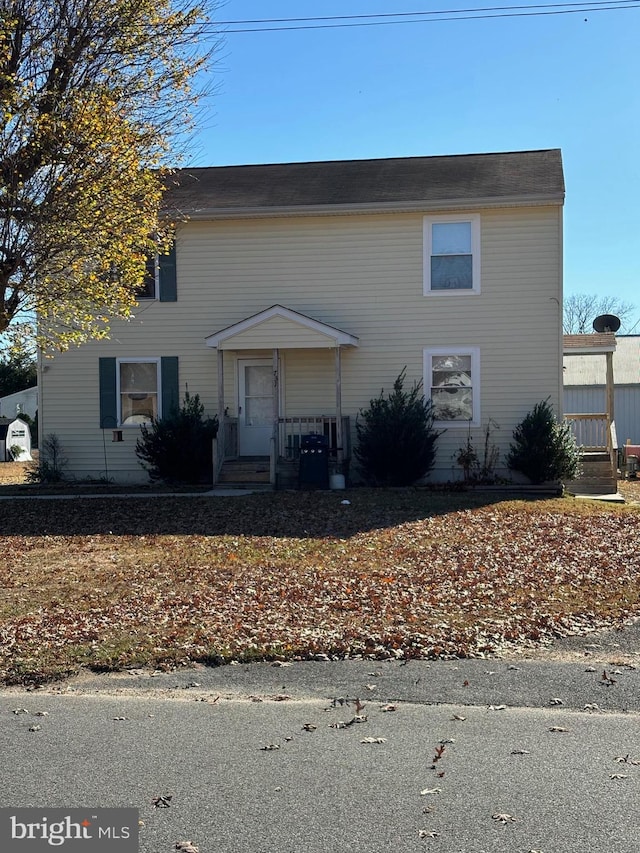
top-left (506, 399), bottom-right (581, 484)
top-left (355, 368), bottom-right (443, 486)
top-left (135, 392), bottom-right (219, 484)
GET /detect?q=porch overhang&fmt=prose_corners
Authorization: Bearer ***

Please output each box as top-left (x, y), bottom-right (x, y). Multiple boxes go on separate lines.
top-left (205, 304), bottom-right (359, 351)
top-left (563, 332), bottom-right (616, 356)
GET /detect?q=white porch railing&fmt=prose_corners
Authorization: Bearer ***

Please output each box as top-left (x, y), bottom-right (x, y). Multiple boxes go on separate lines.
top-left (213, 415), bottom-right (351, 486)
top-left (278, 416), bottom-right (351, 461)
top-left (212, 416), bottom-right (239, 484)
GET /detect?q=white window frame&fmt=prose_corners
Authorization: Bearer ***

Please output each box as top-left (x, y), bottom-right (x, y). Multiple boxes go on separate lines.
top-left (423, 214), bottom-right (481, 295)
top-left (424, 346), bottom-right (480, 427)
top-left (116, 357), bottom-right (162, 427)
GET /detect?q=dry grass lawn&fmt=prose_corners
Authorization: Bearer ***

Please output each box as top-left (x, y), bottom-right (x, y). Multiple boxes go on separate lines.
top-left (0, 471), bottom-right (639, 686)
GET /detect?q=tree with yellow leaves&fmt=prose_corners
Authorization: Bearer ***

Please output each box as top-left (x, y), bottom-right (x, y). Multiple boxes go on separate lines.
top-left (0, 0), bottom-right (220, 350)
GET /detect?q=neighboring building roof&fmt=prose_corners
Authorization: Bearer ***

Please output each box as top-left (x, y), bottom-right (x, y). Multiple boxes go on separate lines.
top-left (563, 335), bottom-right (640, 385)
top-left (0, 385), bottom-right (38, 419)
top-left (164, 149), bottom-right (564, 218)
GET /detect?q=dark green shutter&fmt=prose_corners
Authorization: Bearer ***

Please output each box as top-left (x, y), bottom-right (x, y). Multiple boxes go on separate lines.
top-left (99, 358), bottom-right (117, 428)
top-left (161, 357), bottom-right (179, 417)
top-left (158, 242), bottom-right (177, 302)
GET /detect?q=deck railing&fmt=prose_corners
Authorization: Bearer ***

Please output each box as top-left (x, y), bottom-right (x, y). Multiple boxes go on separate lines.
top-left (564, 413), bottom-right (610, 451)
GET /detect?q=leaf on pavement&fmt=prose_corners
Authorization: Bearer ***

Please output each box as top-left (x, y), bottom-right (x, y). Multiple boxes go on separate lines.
top-left (492, 813), bottom-right (518, 824)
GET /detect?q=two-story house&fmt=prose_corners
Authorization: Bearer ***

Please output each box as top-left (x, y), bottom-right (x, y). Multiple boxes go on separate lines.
top-left (39, 149), bottom-right (565, 485)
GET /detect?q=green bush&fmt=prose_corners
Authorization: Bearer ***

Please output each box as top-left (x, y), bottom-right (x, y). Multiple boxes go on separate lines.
top-left (506, 399), bottom-right (581, 484)
top-left (355, 368), bottom-right (443, 486)
top-left (135, 392), bottom-right (219, 484)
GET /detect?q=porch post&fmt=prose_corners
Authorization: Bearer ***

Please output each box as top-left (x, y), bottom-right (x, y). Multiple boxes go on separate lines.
top-left (606, 350), bottom-right (616, 467)
top-left (217, 348), bottom-right (224, 457)
top-left (335, 346), bottom-right (343, 464)
top-left (605, 350), bottom-right (614, 427)
top-left (271, 348), bottom-right (279, 485)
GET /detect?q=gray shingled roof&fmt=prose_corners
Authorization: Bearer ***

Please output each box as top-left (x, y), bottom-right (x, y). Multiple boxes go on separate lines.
top-left (163, 149), bottom-right (564, 215)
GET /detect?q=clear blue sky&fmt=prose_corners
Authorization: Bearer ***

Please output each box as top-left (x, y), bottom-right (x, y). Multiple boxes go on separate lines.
top-left (190, 1), bottom-right (640, 327)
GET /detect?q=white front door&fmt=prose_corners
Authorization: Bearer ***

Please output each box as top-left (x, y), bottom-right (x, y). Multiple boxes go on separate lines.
top-left (238, 359), bottom-right (274, 456)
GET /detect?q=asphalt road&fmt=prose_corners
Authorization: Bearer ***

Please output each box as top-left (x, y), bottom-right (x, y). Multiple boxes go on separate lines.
top-left (2, 623), bottom-right (639, 853)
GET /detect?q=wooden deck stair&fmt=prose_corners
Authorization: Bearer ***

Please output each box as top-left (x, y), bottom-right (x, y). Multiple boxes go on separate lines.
top-left (217, 457), bottom-right (271, 486)
top-left (566, 452), bottom-right (618, 496)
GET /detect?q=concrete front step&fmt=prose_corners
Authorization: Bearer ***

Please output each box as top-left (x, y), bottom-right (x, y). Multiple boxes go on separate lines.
top-left (217, 457), bottom-right (270, 485)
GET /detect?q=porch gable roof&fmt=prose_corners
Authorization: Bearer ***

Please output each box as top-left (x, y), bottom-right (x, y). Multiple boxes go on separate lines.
top-left (205, 304), bottom-right (359, 350)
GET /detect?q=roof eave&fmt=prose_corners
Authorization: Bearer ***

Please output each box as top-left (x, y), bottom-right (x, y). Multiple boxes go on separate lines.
top-left (165, 193), bottom-right (565, 221)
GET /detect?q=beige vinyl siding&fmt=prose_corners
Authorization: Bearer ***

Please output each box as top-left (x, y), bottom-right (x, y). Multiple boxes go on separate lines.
top-left (221, 317), bottom-right (337, 350)
top-left (41, 204), bottom-right (563, 482)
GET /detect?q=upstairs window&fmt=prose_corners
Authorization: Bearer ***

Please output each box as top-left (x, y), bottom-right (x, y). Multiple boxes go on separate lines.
top-left (136, 255), bottom-right (158, 300)
top-left (424, 347), bottom-right (480, 426)
top-left (135, 243), bottom-right (177, 302)
top-left (424, 215), bottom-right (480, 294)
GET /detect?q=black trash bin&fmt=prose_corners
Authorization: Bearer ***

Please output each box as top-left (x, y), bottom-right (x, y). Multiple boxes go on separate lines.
top-left (298, 433), bottom-right (329, 489)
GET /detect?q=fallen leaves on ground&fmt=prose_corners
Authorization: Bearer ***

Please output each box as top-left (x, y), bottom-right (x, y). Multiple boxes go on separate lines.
top-left (0, 490), bottom-right (639, 684)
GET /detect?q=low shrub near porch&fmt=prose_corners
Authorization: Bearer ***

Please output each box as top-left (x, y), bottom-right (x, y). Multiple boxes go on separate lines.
top-left (355, 369), bottom-right (443, 486)
top-left (135, 392), bottom-right (218, 484)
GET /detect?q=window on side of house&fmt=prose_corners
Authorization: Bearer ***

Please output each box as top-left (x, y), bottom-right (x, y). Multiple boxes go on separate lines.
top-left (423, 215), bottom-right (480, 294)
top-left (117, 359), bottom-right (161, 425)
top-left (135, 255), bottom-right (158, 300)
top-left (134, 242), bottom-right (177, 302)
top-left (424, 347), bottom-right (480, 426)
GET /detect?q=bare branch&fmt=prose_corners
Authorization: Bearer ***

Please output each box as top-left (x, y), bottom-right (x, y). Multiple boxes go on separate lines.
top-left (563, 293), bottom-right (637, 334)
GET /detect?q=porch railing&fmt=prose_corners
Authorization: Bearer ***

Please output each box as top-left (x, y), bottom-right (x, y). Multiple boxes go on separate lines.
top-left (213, 415), bottom-right (350, 484)
top-left (212, 416), bottom-right (239, 484)
top-left (565, 412), bottom-right (618, 473)
top-left (564, 413), bottom-right (610, 451)
top-left (278, 416), bottom-right (351, 462)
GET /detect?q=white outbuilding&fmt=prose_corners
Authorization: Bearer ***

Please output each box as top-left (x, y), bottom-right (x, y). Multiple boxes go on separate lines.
top-left (0, 416), bottom-right (33, 461)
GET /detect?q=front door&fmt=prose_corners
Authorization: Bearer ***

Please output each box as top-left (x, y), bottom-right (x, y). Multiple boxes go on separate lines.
top-left (238, 359), bottom-right (274, 456)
